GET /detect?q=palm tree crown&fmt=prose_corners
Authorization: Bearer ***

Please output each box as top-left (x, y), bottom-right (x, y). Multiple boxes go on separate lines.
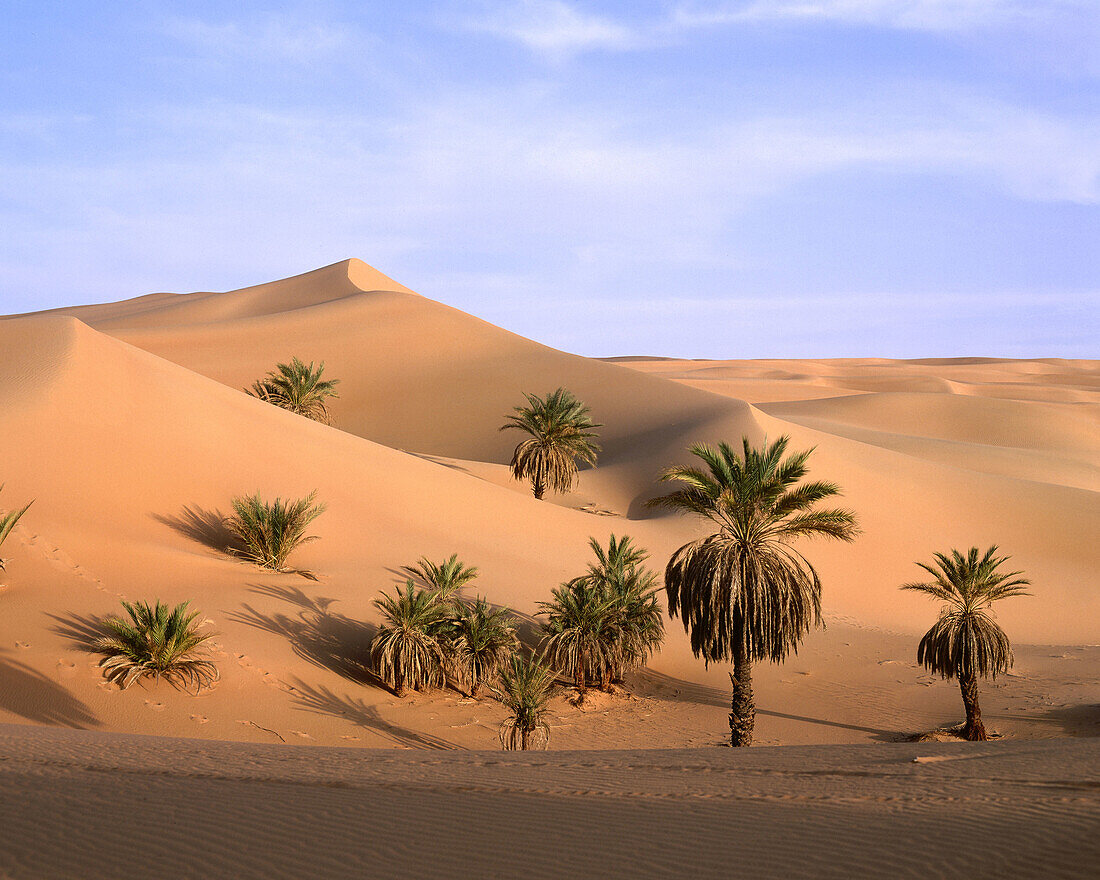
top-left (500, 388), bottom-right (601, 499)
top-left (648, 436), bottom-right (858, 665)
top-left (902, 546), bottom-right (1030, 681)
top-left (247, 357), bottom-right (340, 423)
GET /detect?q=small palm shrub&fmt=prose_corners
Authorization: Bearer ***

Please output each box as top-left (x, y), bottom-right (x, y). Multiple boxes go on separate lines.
top-left (500, 388), bottom-right (601, 499)
top-left (0, 485), bottom-right (32, 572)
top-left (403, 554), bottom-right (479, 605)
top-left (371, 581), bottom-right (447, 696)
top-left (228, 491), bottom-right (325, 576)
top-left (247, 357), bottom-right (340, 424)
top-left (452, 598), bottom-right (519, 697)
top-left (96, 600), bottom-right (219, 692)
top-left (494, 653), bottom-right (555, 750)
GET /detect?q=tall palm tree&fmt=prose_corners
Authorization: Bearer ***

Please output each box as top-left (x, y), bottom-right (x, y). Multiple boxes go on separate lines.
top-left (247, 357), bottom-right (340, 423)
top-left (452, 597), bottom-right (519, 697)
top-left (647, 436), bottom-right (859, 746)
top-left (500, 388), bottom-right (601, 499)
top-left (0, 485), bottom-right (32, 572)
top-left (370, 581), bottom-right (447, 696)
top-left (901, 546), bottom-right (1030, 741)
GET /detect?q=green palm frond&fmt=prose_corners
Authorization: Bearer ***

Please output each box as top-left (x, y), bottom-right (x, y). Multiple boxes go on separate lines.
top-left (902, 545), bottom-right (1030, 680)
top-left (648, 436), bottom-right (858, 667)
top-left (371, 581), bottom-right (447, 695)
top-left (402, 554), bottom-right (479, 604)
top-left (247, 357), bottom-right (340, 424)
top-left (493, 653), bottom-right (555, 750)
top-left (228, 491), bottom-right (325, 575)
top-left (0, 484), bottom-right (32, 572)
top-left (95, 600), bottom-right (219, 692)
top-left (500, 388), bottom-right (601, 499)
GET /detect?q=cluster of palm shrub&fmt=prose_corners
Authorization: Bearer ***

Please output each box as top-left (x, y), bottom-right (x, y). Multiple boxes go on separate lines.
top-left (538, 535), bottom-right (664, 697)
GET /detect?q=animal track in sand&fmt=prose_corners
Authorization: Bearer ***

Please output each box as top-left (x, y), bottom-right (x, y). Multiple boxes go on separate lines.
top-left (144, 700), bottom-right (165, 712)
top-left (289, 730), bottom-right (312, 739)
top-left (14, 641), bottom-right (30, 649)
top-left (189, 714), bottom-right (209, 724)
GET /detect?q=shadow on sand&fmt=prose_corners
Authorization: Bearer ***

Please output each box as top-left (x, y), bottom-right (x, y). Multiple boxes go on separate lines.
top-left (153, 506), bottom-right (243, 556)
top-left (0, 652), bottom-right (99, 728)
top-left (228, 584), bottom-right (382, 687)
top-left (634, 668), bottom-right (902, 742)
top-left (286, 678), bottom-right (460, 749)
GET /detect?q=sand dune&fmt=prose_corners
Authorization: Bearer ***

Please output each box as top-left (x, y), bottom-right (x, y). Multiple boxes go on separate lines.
top-left (1, 724), bottom-right (1097, 880)
top-left (0, 260), bottom-right (1097, 754)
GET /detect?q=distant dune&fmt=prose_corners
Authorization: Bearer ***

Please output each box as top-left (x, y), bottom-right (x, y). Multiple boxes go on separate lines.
top-left (0, 259), bottom-right (1097, 753)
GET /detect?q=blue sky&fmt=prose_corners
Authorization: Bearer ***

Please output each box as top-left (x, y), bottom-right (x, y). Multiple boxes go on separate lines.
top-left (1, 1), bottom-right (1096, 357)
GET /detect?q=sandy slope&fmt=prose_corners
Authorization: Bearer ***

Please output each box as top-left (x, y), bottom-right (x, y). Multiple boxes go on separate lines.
top-left (1, 724), bottom-right (1097, 880)
top-left (0, 260), bottom-right (1096, 753)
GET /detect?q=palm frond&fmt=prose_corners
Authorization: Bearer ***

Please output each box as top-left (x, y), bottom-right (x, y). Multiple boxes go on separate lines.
top-left (0, 485), bottom-right (32, 572)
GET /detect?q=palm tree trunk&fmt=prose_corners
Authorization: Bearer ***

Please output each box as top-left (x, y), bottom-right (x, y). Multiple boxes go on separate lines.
top-left (533, 477), bottom-right (546, 500)
top-left (959, 672), bottom-right (987, 741)
top-left (729, 646), bottom-right (755, 747)
top-left (575, 654), bottom-right (586, 696)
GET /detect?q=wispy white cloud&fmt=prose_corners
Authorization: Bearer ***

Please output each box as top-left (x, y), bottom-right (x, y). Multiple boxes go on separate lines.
top-left (463, 1), bottom-right (655, 56)
top-left (467, 0), bottom-right (1093, 56)
top-left (672, 0), bottom-right (1041, 32)
top-left (161, 13), bottom-right (355, 63)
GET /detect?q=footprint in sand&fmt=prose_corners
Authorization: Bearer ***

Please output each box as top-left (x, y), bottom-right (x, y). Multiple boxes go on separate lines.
top-left (289, 730), bottom-right (313, 739)
top-left (189, 714), bottom-right (210, 724)
top-left (56, 659), bottom-right (77, 678)
top-left (340, 735), bottom-right (360, 741)
top-left (14, 641), bottom-right (30, 649)
top-left (144, 700), bottom-right (166, 712)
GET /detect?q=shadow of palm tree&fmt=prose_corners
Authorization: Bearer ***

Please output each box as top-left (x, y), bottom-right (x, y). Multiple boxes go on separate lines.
top-left (286, 678), bottom-right (460, 750)
top-left (153, 506), bottom-right (244, 556)
top-left (633, 668), bottom-right (902, 741)
top-left (997, 703), bottom-right (1100, 737)
top-left (47, 611), bottom-right (112, 652)
top-left (228, 585), bottom-right (382, 689)
top-left (0, 653), bottom-right (99, 727)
